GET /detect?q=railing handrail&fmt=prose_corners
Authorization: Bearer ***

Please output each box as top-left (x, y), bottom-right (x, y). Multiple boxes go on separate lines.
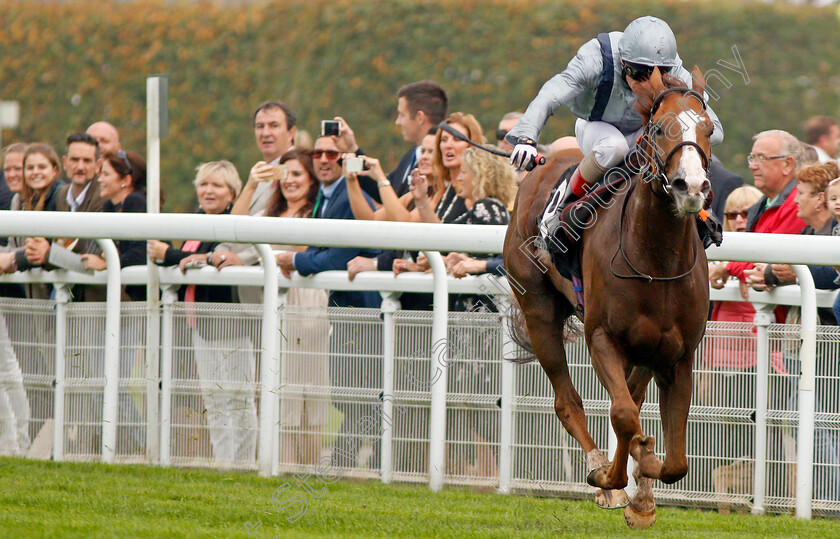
top-left (2, 211), bottom-right (840, 264)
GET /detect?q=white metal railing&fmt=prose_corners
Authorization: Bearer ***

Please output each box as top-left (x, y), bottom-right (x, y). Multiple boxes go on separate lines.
top-left (0, 212), bottom-right (839, 519)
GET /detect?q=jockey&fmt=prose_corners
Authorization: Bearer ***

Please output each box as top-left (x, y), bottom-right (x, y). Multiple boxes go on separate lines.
top-left (507, 16), bottom-right (724, 232)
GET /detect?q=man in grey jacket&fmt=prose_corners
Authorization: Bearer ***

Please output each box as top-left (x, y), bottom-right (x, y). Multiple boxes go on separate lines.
top-left (508, 16), bottom-right (724, 225)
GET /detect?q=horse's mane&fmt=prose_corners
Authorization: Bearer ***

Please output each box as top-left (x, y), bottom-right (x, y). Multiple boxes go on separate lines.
top-left (634, 73), bottom-right (689, 124)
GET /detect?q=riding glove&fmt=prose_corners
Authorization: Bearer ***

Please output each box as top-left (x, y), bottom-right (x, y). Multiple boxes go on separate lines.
top-left (510, 142), bottom-right (538, 170)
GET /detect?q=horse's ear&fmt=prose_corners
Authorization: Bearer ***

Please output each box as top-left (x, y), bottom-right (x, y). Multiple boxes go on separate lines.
top-left (649, 66), bottom-right (664, 93)
top-left (691, 65), bottom-right (705, 95)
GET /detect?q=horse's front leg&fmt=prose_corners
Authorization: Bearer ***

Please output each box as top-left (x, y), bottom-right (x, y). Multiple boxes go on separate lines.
top-left (622, 359), bottom-right (691, 531)
top-left (646, 356), bottom-right (693, 484)
top-left (586, 327), bottom-right (642, 491)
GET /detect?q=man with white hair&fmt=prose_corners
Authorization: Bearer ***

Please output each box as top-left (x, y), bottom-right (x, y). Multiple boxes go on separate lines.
top-left (709, 129), bottom-right (806, 295)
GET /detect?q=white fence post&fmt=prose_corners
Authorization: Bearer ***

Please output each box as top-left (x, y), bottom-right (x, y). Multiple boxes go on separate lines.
top-left (52, 283), bottom-right (71, 462)
top-left (424, 251), bottom-right (448, 492)
top-left (255, 244), bottom-right (279, 477)
top-left (793, 265), bottom-right (817, 520)
top-left (145, 75), bottom-right (164, 464)
top-left (497, 295), bottom-right (514, 494)
top-left (379, 292), bottom-right (401, 484)
top-left (752, 304), bottom-right (775, 515)
top-left (97, 239), bottom-right (121, 463)
top-left (158, 285), bottom-right (177, 466)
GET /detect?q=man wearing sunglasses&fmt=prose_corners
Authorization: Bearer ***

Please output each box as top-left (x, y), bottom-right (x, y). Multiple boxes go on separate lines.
top-left (507, 16), bottom-right (724, 235)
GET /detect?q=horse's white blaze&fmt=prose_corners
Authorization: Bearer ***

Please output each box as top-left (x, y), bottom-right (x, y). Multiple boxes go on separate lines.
top-left (676, 110), bottom-right (707, 195)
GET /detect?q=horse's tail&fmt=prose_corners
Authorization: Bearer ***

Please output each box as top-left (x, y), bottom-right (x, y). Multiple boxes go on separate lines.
top-left (505, 294), bottom-right (581, 364)
top-left (505, 297), bottom-right (537, 364)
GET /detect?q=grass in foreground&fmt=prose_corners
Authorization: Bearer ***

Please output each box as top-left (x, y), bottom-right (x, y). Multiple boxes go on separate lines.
top-left (1, 457), bottom-right (839, 538)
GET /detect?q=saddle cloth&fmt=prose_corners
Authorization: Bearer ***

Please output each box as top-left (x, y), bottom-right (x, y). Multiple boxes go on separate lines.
top-left (537, 164), bottom-right (631, 282)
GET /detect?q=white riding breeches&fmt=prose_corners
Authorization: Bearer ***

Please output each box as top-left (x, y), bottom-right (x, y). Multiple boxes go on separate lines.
top-left (575, 118), bottom-right (643, 170)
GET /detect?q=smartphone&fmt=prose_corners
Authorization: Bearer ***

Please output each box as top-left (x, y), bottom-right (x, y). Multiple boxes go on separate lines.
top-left (274, 164), bottom-right (289, 181)
top-left (345, 156), bottom-right (363, 174)
top-left (321, 120), bottom-right (340, 137)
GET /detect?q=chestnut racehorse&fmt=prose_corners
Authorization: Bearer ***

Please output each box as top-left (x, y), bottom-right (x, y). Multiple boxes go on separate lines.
top-left (503, 67), bottom-right (713, 529)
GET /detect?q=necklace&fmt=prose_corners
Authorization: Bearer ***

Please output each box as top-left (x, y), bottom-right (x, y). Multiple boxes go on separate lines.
top-left (437, 184), bottom-right (459, 223)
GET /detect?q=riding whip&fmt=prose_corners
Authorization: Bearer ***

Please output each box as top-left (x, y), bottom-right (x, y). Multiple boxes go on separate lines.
top-left (437, 122), bottom-right (546, 170)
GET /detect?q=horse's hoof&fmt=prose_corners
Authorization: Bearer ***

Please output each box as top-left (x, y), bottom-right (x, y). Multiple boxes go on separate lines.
top-left (595, 488), bottom-right (629, 509)
top-left (623, 504), bottom-right (656, 529)
top-left (587, 464), bottom-right (627, 490)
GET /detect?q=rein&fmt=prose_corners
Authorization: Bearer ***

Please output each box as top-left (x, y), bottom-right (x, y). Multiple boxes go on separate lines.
top-left (609, 180), bottom-right (700, 282)
top-left (608, 87), bottom-right (706, 283)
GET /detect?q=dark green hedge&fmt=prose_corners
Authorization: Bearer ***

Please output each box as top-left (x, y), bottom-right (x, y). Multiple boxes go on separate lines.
top-left (2, 0), bottom-right (838, 210)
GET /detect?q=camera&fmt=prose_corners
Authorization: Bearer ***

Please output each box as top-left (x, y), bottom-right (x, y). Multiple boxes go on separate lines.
top-left (321, 120), bottom-right (341, 137)
top-left (344, 156), bottom-right (363, 174)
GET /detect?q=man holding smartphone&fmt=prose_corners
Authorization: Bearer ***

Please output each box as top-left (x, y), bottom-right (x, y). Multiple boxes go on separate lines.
top-left (207, 101), bottom-right (297, 305)
top-left (346, 80), bottom-right (448, 281)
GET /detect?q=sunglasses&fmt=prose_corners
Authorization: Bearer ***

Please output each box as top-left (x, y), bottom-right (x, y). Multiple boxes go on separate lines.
top-left (496, 129), bottom-right (508, 142)
top-left (116, 149), bottom-right (132, 174)
top-left (623, 62), bottom-right (671, 82)
top-left (724, 209), bottom-right (750, 220)
top-left (311, 149), bottom-right (341, 161)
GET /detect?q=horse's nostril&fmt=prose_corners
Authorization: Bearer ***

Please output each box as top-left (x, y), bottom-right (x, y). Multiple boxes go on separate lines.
top-left (670, 178), bottom-right (688, 193)
top-left (701, 179), bottom-right (711, 196)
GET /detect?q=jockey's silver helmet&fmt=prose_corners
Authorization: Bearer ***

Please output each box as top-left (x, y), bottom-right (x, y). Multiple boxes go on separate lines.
top-left (618, 16), bottom-right (679, 68)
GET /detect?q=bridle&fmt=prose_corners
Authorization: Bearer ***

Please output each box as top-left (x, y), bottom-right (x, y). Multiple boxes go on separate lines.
top-left (637, 88), bottom-right (712, 197)
top-left (610, 87), bottom-right (711, 282)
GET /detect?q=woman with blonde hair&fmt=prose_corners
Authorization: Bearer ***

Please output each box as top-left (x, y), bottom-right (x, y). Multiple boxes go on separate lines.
top-left (148, 160), bottom-right (260, 465)
top-left (708, 185), bottom-right (765, 331)
top-left (412, 146), bottom-right (515, 227)
top-left (408, 145), bottom-right (516, 284)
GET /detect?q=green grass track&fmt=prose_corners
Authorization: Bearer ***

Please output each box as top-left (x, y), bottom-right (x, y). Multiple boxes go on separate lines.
top-left (1, 458), bottom-right (839, 538)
